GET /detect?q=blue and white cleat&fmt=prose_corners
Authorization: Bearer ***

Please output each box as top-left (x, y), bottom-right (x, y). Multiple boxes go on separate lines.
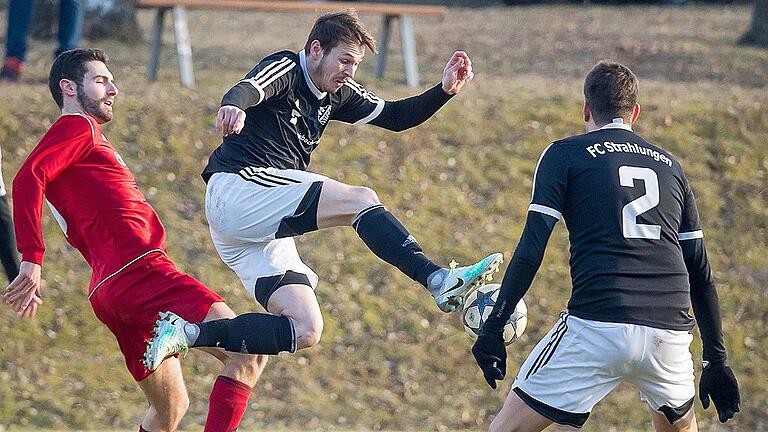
top-left (143, 311), bottom-right (189, 371)
top-left (432, 252), bottom-right (504, 312)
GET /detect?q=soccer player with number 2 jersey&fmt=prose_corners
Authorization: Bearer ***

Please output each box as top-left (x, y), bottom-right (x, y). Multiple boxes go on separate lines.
top-left (472, 61), bottom-right (740, 432)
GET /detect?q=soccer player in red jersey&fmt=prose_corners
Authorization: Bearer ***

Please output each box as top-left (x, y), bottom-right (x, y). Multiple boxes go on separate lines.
top-left (2, 48), bottom-right (299, 432)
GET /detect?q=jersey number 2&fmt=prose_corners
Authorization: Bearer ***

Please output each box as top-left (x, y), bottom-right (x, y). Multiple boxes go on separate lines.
top-left (619, 166), bottom-right (661, 240)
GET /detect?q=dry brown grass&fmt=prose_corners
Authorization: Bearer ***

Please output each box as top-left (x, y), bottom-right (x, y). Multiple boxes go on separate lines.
top-left (0, 4), bottom-right (765, 431)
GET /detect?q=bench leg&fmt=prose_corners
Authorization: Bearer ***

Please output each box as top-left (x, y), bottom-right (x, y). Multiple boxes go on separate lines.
top-left (399, 16), bottom-right (420, 88)
top-left (172, 5), bottom-right (195, 88)
top-left (147, 7), bottom-right (168, 82)
top-left (374, 15), bottom-right (394, 80)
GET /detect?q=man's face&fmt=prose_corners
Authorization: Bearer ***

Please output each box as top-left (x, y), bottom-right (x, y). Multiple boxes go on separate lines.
top-left (314, 42), bottom-right (365, 93)
top-left (76, 61), bottom-right (118, 124)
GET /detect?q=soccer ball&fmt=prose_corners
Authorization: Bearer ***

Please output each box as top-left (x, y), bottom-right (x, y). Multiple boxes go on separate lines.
top-left (462, 283), bottom-right (527, 345)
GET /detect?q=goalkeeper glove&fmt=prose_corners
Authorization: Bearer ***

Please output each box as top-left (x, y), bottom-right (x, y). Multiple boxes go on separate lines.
top-left (472, 331), bottom-right (507, 389)
top-left (699, 361), bottom-right (740, 423)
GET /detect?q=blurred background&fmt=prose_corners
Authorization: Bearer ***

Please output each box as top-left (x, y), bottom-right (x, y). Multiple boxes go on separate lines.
top-left (0, 0), bottom-right (766, 430)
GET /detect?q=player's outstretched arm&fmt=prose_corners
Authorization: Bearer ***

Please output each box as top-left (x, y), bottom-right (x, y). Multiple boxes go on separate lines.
top-left (3, 261), bottom-right (43, 319)
top-left (441, 51), bottom-right (474, 95)
top-left (683, 238), bottom-right (740, 423)
top-left (359, 52), bottom-right (471, 132)
top-left (367, 85), bottom-right (453, 132)
top-left (473, 212), bottom-right (557, 389)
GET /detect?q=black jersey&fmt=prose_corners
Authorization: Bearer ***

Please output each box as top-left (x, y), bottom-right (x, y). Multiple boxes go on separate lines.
top-left (203, 50), bottom-right (385, 178)
top-left (530, 122), bottom-right (702, 330)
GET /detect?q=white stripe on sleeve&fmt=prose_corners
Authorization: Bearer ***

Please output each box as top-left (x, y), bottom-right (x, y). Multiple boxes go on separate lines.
top-left (353, 100), bottom-right (385, 126)
top-left (528, 204), bottom-right (562, 220)
top-left (238, 57), bottom-right (295, 105)
top-left (344, 80), bottom-right (382, 104)
top-left (531, 143), bottom-right (555, 199)
top-left (678, 230), bottom-right (704, 241)
top-left (258, 61), bottom-right (296, 89)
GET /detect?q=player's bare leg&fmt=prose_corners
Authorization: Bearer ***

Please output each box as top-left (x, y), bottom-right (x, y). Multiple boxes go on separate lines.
top-left (137, 356), bottom-right (189, 432)
top-left (650, 406), bottom-right (698, 432)
top-left (267, 284), bottom-right (324, 350)
top-left (489, 391), bottom-right (552, 432)
top-left (315, 177), bottom-right (380, 229)
top-left (316, 177), bottom-right (503, 312)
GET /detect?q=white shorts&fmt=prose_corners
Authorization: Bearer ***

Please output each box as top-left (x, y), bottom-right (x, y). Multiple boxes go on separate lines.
top-left (205, 169), bottom-right (329, 306)
top-left (512, 312), bottom-right (695, 428)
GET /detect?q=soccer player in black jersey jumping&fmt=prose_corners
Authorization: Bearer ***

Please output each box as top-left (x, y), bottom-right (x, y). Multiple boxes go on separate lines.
top-left (148, 10), bottom-right (502, 362)
top-left (472, 62), bottom-right (740, 431)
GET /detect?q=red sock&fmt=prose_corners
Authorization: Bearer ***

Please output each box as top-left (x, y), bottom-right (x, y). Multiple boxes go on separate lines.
top-left (204, 375), bottom-right (253, 432)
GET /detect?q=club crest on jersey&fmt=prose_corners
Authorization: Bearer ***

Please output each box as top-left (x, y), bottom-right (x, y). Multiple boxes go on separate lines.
top-left (113, 151), bottom-right (127, 167)
top-left (290, 99), bottom-right (301, 125)
top-left (318, 105), bottom-right (331, 125)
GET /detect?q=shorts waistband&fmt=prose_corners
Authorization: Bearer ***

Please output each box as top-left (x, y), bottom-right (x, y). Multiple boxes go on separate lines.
top-left (88, 249), bottom-right (166, 300)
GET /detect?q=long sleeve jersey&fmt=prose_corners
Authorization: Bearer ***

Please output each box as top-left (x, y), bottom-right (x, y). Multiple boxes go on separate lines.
top-left (484, 121), bottom-right (727, 363)
top-left (13, 114), bottom-right (168, 293)
top-left (203, 50), bottom-right (452, 179)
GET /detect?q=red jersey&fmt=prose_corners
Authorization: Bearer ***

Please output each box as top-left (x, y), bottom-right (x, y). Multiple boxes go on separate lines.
top-left (13, 114), bottom-right (168, 293)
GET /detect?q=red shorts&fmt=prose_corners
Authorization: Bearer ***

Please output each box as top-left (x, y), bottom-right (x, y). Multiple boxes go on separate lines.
top-left (89, 252), bottom-right (224, 381)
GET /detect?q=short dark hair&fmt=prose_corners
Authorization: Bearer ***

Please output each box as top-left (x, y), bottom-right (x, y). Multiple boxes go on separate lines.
top-left (48, 48), bottom-right (108, 109)
top-left (304, 9), bottom-right (377, 55)
top-left (583, 61), bottom-right (639, 125)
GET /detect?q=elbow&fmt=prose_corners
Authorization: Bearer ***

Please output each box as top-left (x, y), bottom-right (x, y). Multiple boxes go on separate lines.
top-left (377, 121), bottom-right (412, 133)
top-left (512, 254), bottom-right (543, 272)
top-left (689, 279), bottom-right (715, 297)
top-left (11, 170), bottom-right (27, 190)
top-left (12, 168), bottom-right (39, 190)
top-left (374, 112), bottom-right (420, 132)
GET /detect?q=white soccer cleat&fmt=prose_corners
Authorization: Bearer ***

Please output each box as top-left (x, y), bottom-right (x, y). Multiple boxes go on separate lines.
top-left (143, 311), bottom-right (189, 372)
top-left (432, 252), bottom-right (504, 313)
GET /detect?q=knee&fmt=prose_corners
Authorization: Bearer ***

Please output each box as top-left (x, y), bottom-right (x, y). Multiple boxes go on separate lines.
top-left (489, 411), bottom-right (525, 432)
top-left (294, 317), bottom-right (323, 350)
top-left (489, 416), bottom-right (504, 432)
top-left (154, 395), bottom-right (189, 431)
top-left (489, 420), bottom-right (519, 432)
top-left (351, 186), bottom-right (380, 210)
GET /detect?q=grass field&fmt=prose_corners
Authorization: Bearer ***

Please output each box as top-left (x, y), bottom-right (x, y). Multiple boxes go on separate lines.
top-left (0, 3), bottom-right (766, 431)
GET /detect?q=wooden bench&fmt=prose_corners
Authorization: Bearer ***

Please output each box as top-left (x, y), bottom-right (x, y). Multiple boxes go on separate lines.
top-left (134, 0), bottom-right (448, 88)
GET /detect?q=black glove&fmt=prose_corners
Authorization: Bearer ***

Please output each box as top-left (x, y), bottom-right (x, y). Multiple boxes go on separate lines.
top-left (699, 361), bottom-right (740, 423)
top-left (472, 332), bottom-right (507, 389)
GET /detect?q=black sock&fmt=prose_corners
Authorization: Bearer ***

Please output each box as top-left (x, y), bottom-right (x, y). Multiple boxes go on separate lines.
top-left (192, 313), bottom-right (296, 354)
top-left (353, 205), bottom-right (441, 287)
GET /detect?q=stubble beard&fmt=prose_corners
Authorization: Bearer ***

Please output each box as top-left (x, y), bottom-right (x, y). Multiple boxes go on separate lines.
top-left (77, 86), bottom-right (112, 124)
top-left (316, 54), bottom-right (342, 94)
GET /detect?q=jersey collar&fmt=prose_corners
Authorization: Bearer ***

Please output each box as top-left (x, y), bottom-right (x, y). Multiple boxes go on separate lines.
top-left (299, 50), bottom-right (328, 100)
top-left (598, 118), bottom-right (633, 131)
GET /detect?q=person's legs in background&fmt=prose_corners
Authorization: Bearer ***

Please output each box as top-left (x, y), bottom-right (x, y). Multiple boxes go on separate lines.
top-left (55, 0), bottom-right (84, 58)
top-left (1, 0), bottom-right (35, 81)
top-left (2, 0), bottom-right (85, 81)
